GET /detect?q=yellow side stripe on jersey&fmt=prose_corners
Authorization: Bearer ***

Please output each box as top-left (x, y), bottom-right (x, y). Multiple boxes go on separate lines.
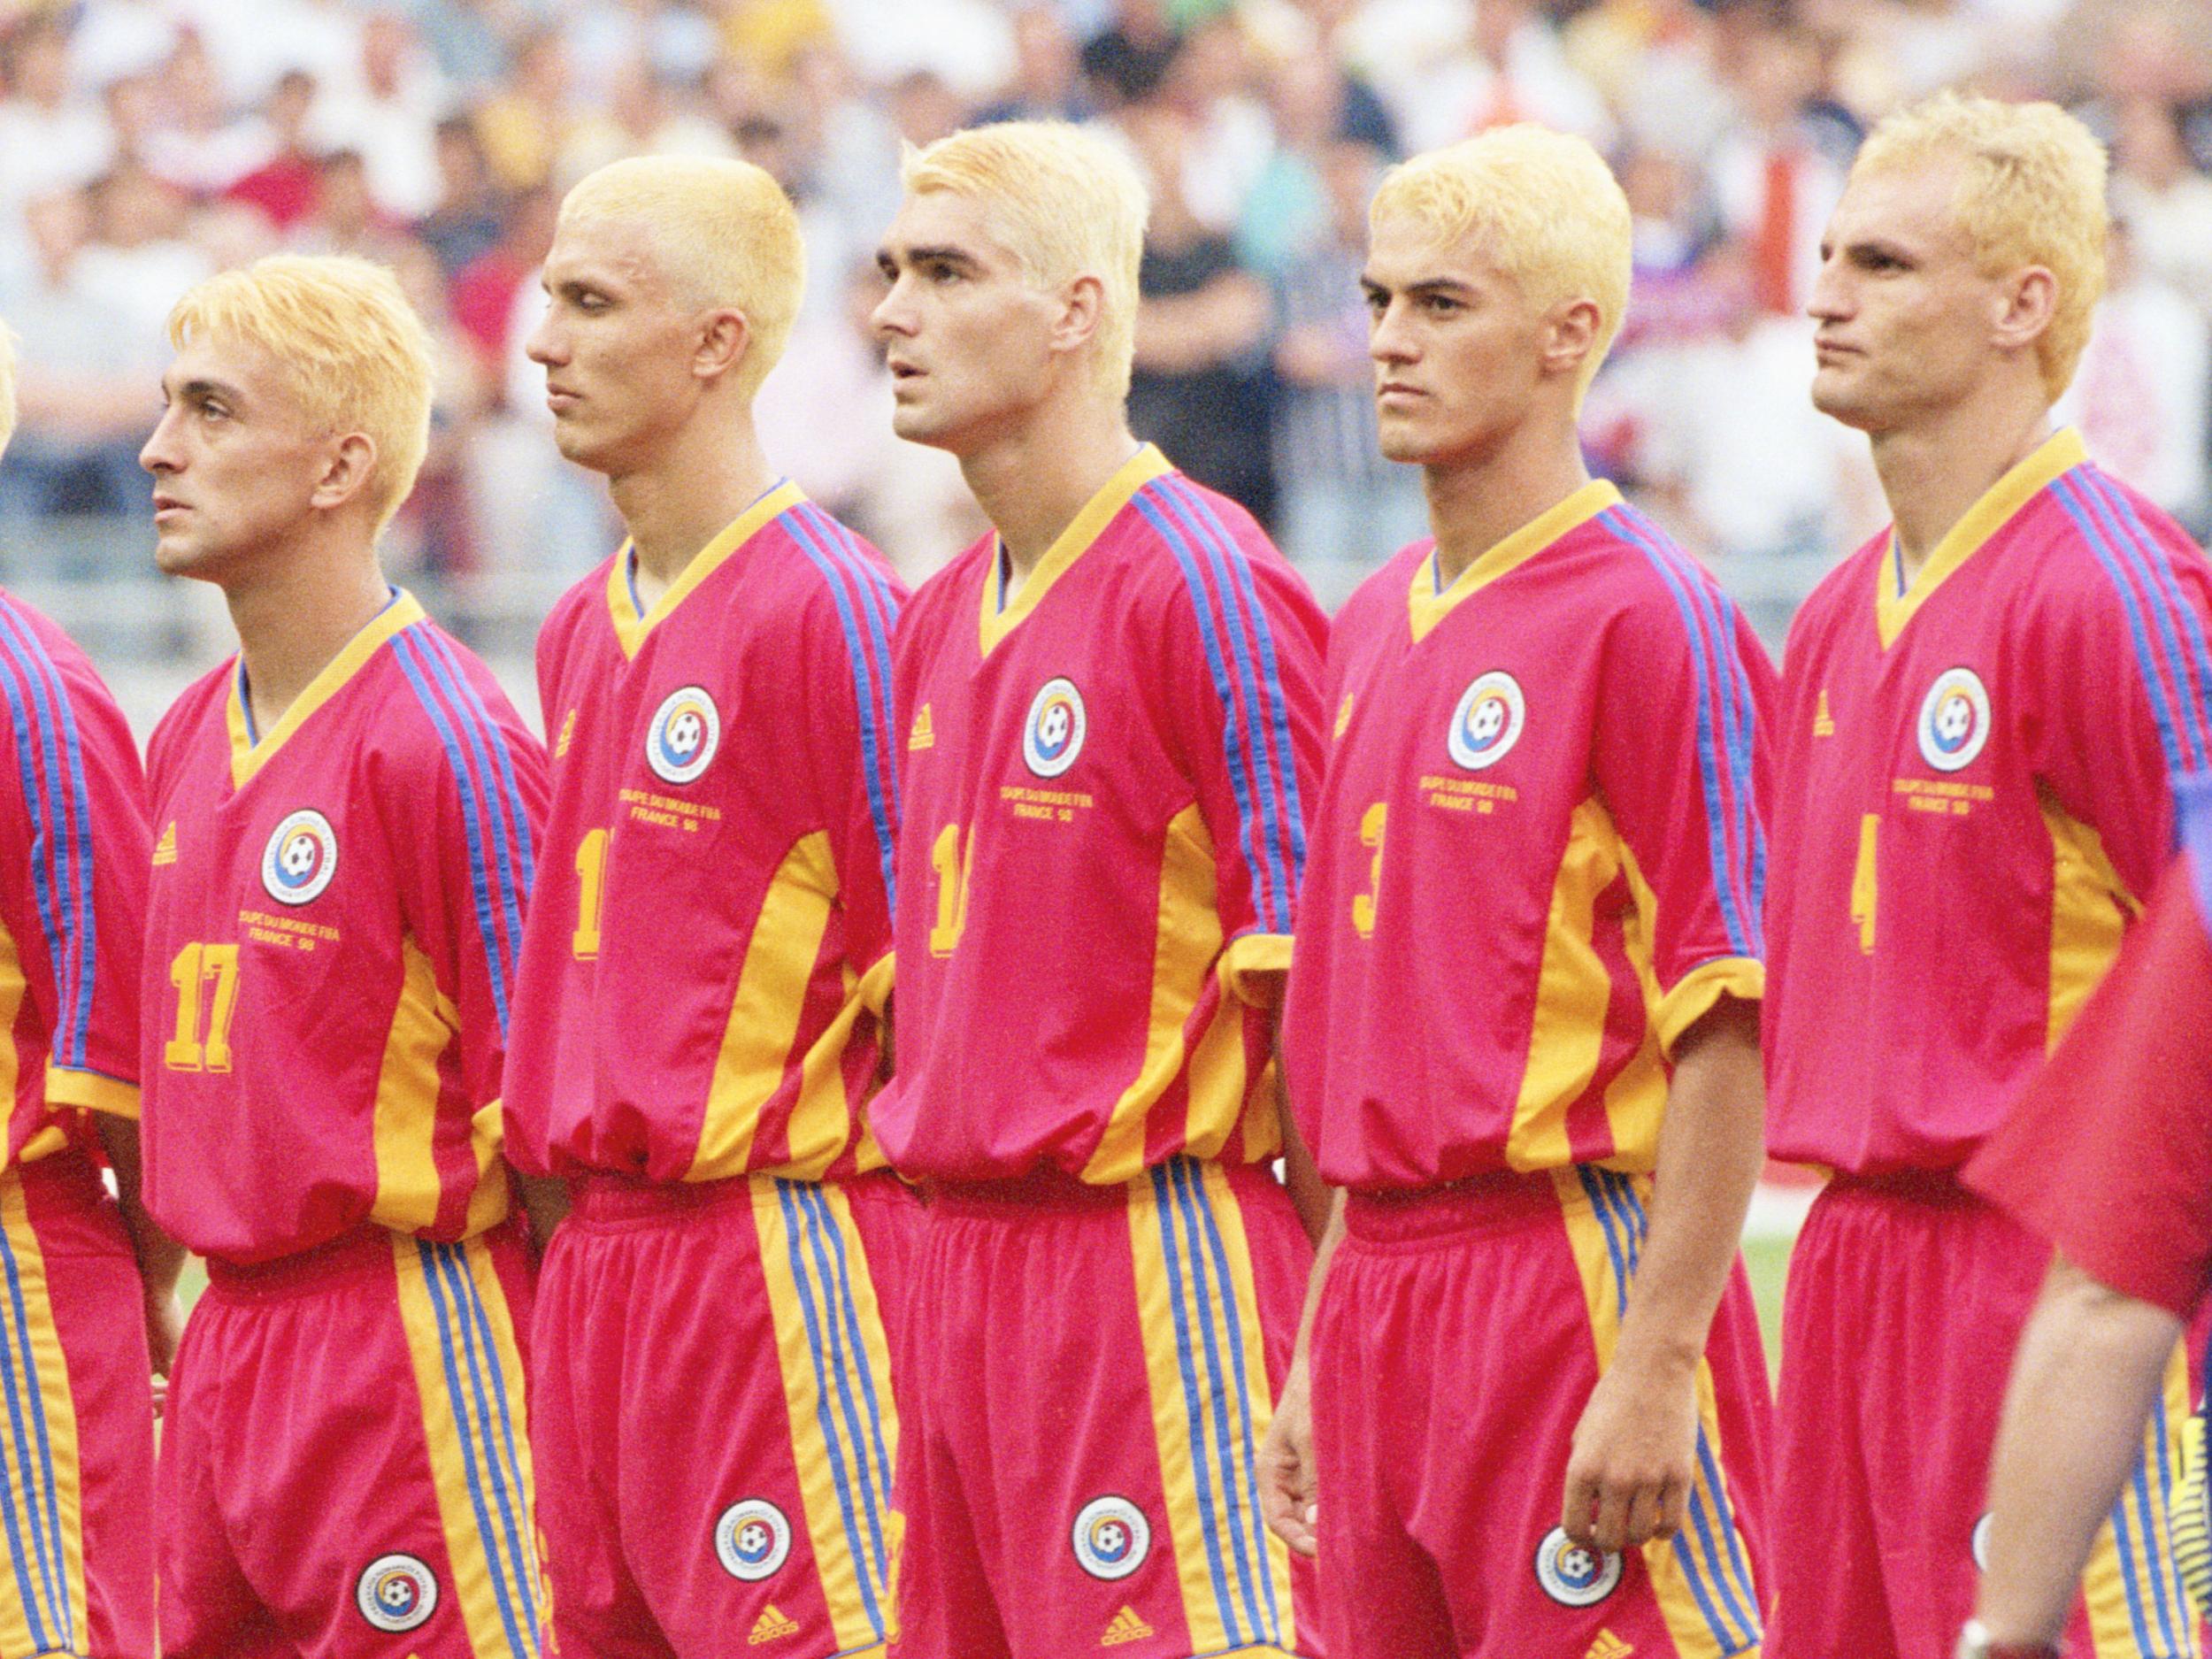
top-left (393, 1236), bottom-right (543, 1659)
top-left (1128, 1159), bottom-right (1294, 1655)
top-left (1508, 802), bottom-right (1618, 1174)
top-left (0, 1177), bottom-right (82, 1657)
top-left (2081, 1339), bottom-right (2200, 1659)
top-left (372, 937), bottom-right (460, 1234)
top-left (753, 1178), bottom-right (900, 1654)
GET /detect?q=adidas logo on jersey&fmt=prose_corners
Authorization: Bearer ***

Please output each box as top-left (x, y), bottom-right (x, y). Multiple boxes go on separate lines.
top-left (1102, 1605), bottom-right (1155, 1646)
top-left (1813, 689), bottom-right (1835, 738)
top-left (749, 1604), bottom-right (800, 1645)
top-left (556, 708), bottom-right (576, 759)
top-left (910, 703), bottom-right (934, 750)
top-left (1585, 1629), bottom-right (1634, 1659)
top-left (153, 821), bottom-right (178, 865)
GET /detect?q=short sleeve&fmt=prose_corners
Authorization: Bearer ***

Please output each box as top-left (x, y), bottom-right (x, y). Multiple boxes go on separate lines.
top-left (1592, 569), bottom-right (1778, 1056)
top-left (1152, 500), bottom-right (1329, 1008)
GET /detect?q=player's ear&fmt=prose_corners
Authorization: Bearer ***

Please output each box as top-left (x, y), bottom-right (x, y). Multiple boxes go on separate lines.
top-left (695, 307), bottom-right (752, 386)
top-left (1051, 273), bottom-right (1106, 360)
top-left (310, 432), bottom-right (379, 514)
top-left (1991, 265), bottom-right (2057, 357)
top-left (1540, 297), bottom-right (1601, 386)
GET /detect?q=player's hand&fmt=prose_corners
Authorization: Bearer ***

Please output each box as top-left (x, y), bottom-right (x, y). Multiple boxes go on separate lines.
top-left (145, 1288), bottom-right (183, 1419)
top-left (1260, 1357), bottom-right (1319, 1559)
top-left (1562, 1348), bottom-right (1699, 1554)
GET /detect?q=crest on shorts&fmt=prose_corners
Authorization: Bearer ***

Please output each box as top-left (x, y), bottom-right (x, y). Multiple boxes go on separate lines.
top-left (647, 686), bottom-right (721, 786)
top-left (1916, 667), bottom-right (1992, 773)
top-left (1448, 672), bottom-right (1525, 772)
top-left (1534, 1526), bottom-right (1622, 1607)
top-left (357, 1553), bottom-right (439, 1632)
top-left (262, 810), bottom-right (338, 906)
top-left (716, 1500), bottom-right (793, 1582)
top-left (1024, 678), bottom-right (1087, 779)
top-left (1072, 1496), bottom-right (1150, 1581)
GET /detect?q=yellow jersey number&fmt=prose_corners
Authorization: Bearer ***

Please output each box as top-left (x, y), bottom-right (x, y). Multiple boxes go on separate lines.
top-left (165, 941), bottom-right (241, 1072)
top-left (1351, 803), bottom-right (1386, 938)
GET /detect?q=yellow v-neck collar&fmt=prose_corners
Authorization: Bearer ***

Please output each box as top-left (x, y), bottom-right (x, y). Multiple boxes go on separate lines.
top-left (1408, 479), bottom-right (1619, 645)
top-left (227, 588), bottom-right (424, 788)
top-left (979, 445), bottom-right (1172, 657)
top-left (1875, 428), bottom-right (2085, 649)
top-left (606, 480), bottom-right (806, 659)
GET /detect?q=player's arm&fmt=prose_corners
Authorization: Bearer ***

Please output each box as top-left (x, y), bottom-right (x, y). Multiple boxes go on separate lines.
top-left (1563, 995), bottom-right (1763, 1552)
top-left (92, 1114), bottom-right (185, 1386)
top-left (1971, 1257), bottom-right (2182, 1654)
top-left (1258, 1093), bottom-right (1343, 1561)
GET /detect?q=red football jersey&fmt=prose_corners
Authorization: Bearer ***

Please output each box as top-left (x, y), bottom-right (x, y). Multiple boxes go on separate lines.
top-left (503, 484), bottom-right (907, 1183)
top-left (141, 592), bottom-right (546, 1263)
top-left (1279, 481), bottom-right (1775, 1189)
top-left (873, 446), bottom-right (1328, 1184)
top-left (0, 591), bottom-right (149, 1165)
top-left (1766, 430), bottom-right (2212, 1175)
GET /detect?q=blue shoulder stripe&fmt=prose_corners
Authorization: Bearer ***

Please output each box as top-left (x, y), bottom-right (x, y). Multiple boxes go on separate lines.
top-left (390, 630), bottom-right (518, 1038)
top-left (1134, 483), bottom-right (1301, 935)
top-left (0, 604), bottom-right (96, 1069)
top-left (783, 507), bottom-right (902, 916)
top-left (2078, 472), bottom-right (2212, 771)
top-left (410, 631), bottom-right (533, 974)
top-left (0, 657), bottom-right (67, 1075)
top-left (1601, 510), bottom-right (1763, 956)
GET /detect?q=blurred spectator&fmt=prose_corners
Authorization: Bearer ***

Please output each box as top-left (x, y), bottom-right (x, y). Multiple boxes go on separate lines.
top-left (474, 28), bottom-right (578, 190)
top-left (144, 35), bottom-right (286, 198)
top-left (1709, 16), bottom-right (1847, 317)
top-left (1380, 0), bottom-right (1614, 157)
top-left (223, 71), bottom-right (325, 232)
top-left (974, 4), bottom-right (1095, 127)
top-left (288, 148), bottom-right (421, 267)
top-left (0, 19), bottom-right (116, 221)
top-left (417, 115), bottom-right (509, 276)
top-left (2109, 96), bottom-right (2212, 320)
top-left (306, 10), bottom-right (449, 219)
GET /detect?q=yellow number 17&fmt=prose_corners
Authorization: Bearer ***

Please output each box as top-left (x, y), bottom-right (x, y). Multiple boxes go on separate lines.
top-left (165, 941), bottom-right (240, 1072)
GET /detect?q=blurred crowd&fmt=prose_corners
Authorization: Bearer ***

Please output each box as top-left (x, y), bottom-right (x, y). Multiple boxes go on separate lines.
top-left (1, 0), bottom-right (2209, 617)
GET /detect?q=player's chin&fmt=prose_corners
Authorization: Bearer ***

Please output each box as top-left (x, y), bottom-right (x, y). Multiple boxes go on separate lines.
top-left (1808, 373), bottom-right (1879, 432)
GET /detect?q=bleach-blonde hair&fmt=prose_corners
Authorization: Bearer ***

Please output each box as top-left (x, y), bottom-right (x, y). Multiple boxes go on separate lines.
top-left (167, 255), bottom-right (433, 536)
top-left (1371, 125), bottom-right (1632, 406)
top-left (557, 155), bottom-right (804, 400)
top-left (0, 319), bottom-right (15, 463)
top-left (901, 121), bottom-right (1148, 401)
top-left (1853, 91), bottom-right (2108, 403)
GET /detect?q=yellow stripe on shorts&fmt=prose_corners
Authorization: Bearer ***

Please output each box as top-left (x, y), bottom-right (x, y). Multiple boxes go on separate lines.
top-left (2080, 1336), bottom-right (2201, 1658)
top-left (0, 1174), bottom-right (82, 1659)
top-left (392, 1235), bottom-right (546, 1658)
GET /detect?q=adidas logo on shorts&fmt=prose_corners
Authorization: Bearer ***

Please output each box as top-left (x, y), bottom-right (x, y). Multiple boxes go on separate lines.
top-left (749, 1604), bottom-right (801, 1645)
top-left (1584, 1629), bottom-right (1634, 1659)
top-left (1102, 1605), bottom-right (1156, 1646)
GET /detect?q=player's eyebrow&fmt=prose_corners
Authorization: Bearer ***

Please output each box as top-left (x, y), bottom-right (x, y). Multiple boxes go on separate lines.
top-left (161, 374), bottom-right (247, 408)
top-left (879, 243), bottom-right (985, 277)
top-left (1360, 273), bottom-right (1480, 301)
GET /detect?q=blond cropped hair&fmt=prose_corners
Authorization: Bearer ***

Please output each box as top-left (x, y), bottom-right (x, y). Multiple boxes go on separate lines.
top-left (901, 121), bottom-right (1148, 401)
top-left (167, 256), bottom-right (433, 535)
top-left (558, 155), bottom-right (804, 399)
top-left (1854, 92), bottom-right (2108, 402)
top-left (1371, 126), bottom-right (1632, 406)
top-left (0, 319), bottom-right (15, 463)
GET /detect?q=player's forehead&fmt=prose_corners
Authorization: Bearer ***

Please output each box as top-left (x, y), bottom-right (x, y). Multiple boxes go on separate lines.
top-left (159, 332), bottom-right (291, 415)
top-left (542, 211), bottom-right (669, 297)
top-left (1362, 211), bottom-right (1509, 296)
top-left (1825, 154), bottom-right (1970, 258)
top-left (878, 188), bottom-right (1022, 274)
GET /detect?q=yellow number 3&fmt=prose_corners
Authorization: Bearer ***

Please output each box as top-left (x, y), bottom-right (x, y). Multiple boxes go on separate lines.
top-left (1351, 803), bottom-right (1386, 938)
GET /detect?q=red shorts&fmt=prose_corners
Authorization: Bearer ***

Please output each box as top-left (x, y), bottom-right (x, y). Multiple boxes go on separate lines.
top-left (887, 1158), bottom-right (1318, 1659)
top-left (1769, 1174), bottom-right (2201, 1659)
top-left (158, 1223), bottom-right (545, 1659)
top-left (1310, 1165), bottom-right (1770, 1659)
top-left (0, 1153), bottom-right (154, 1659)
top-left (529, 1168), bottom-right (917, 1659)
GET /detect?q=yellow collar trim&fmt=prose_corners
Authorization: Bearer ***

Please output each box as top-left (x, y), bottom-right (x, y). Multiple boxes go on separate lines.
top-left (227, 588), bottom-right (426, 788)
top-left (979, 445), bottom-right (1173, 657)
top-left (1408, 479), bottom-right (1620, 644)
top-left (606, 480), bottom-right (807, 659)
top-left (1875, 427), bottom-right (2085, 649)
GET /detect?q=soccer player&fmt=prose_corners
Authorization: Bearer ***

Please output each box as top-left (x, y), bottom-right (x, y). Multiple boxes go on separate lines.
top-left (0, 319), bottom-right (175, 1658)
top-left (508, 156), bottom-right (910, 1659)
top-left (1262, 125), bottom-right (1776, 1658)
top-left (138, 255), bottom-right (550, 1658)
top-left (1763, 92), bottom-right (2212, 1659)
top-left (870, 120), bottom-right (1327, 1659)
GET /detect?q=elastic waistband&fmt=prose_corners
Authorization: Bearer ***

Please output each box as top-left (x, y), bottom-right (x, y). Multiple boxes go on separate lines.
top-left (1344, 1168), bottom-right (1629, 1246)
top-left (204, 1225), bottom-right (409, 1302)
top-left (568, 1167), bottom-right (908, 1226)
top-left (929, 1158), bottom-right (1276, 1218)
top-left (1821, 1166), bottom-right (1976, 1206)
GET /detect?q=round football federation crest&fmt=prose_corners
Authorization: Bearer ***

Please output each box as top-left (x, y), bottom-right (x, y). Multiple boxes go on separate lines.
top-left (261, 810), bottom-right (338, 906)
top-left (356, 1553), bottom-right (438, 1632)
top-left (1023, 678), bottom-right (1087, 779)
top-left (1917, 667), bottom-right (1992, 773)
top-left (1071, 1496), bottom-right (1150, 1581)
top-left (1448, 672), bottom-right (1525, 772)
top-left (647, 685), bottom-right (721, 786)
top-left (715, 1500), bottom-right (792, 1582)
top-left (1533, 1526), bottom-right (1622, 1608)
top-left (1971, 1511), bottom-right (1992, 1573)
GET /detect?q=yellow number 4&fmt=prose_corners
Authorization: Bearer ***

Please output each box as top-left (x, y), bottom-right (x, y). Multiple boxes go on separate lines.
top-left (165, 941), bottom-right (240, 1072)
top-left (1850, 813), bottom-right (1878, 954)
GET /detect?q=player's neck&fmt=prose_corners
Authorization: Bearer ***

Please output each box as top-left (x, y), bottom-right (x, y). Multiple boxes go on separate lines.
top-left (611, 416), bottom-right (776, 608)
top-left (225, 541), bottom-right (392, 737)
top-left (1871, 391), bottom-right (2052, 579)
top-left (958, 396), bottom-right (1139, 591)
top-left (1423, 427), bottom-right (1591, 587)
